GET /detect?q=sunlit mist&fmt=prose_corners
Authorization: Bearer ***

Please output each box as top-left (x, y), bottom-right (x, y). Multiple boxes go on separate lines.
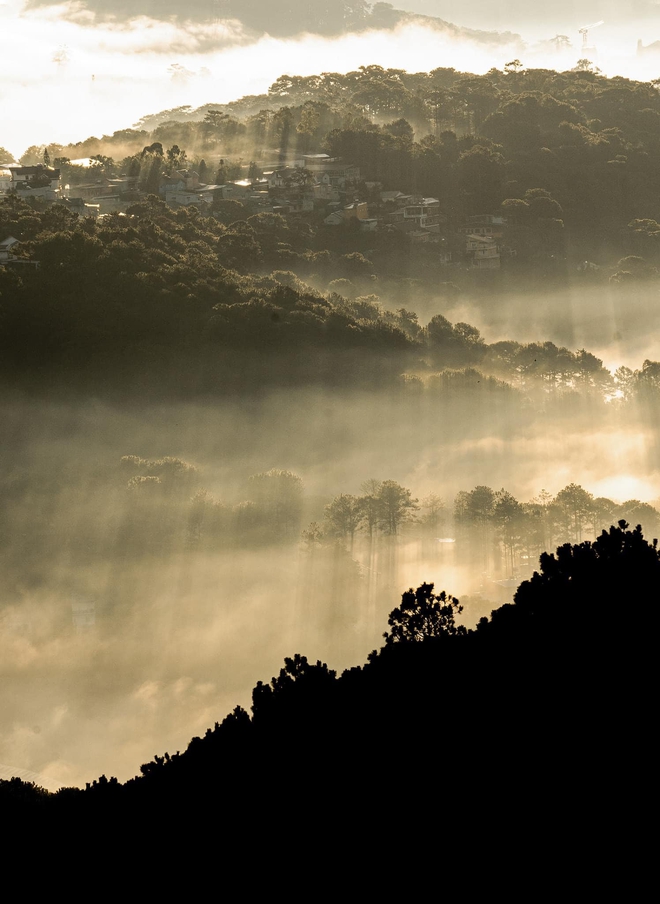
top-left (2, 1), bottom-right (660, 155)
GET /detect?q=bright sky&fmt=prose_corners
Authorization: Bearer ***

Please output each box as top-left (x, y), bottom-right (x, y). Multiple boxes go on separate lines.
top-left (1, 1), bottom-right (659, 157)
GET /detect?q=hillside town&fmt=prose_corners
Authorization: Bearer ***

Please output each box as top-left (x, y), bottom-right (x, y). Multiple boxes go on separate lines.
top-left (0, 152), bottom-right (508, 270)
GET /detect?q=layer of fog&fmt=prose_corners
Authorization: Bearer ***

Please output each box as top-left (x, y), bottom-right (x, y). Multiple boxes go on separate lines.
top-left (3, 0), bottom-right (660, 157)
top-left (398, 281), bottom-right (660, 375)
top-left (1, 386), bottom-right (659, 788)
top-left (393, 0), bottom-right (659, 34)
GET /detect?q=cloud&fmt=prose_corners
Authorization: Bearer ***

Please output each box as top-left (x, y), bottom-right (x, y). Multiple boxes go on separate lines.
top-left (20, 1), bottom-right (249, 53)
top-left (2, 1), bottom-right (658, 159)
top-left (24, 0), bottom-right (218, 23)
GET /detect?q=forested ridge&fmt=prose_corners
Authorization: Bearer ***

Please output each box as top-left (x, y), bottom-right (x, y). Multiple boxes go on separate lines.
top-left (17, 61), bottom-right (660, 263)
top-left (5, 65), bottom-right (660, 399)
top-left (2, 193), bottom-right (660, 401)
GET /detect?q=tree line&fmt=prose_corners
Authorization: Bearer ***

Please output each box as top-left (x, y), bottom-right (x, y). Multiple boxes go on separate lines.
top-left (305, 479), bottom-right (660, 578)
top-left (3, 196), bottom-right (659, 402)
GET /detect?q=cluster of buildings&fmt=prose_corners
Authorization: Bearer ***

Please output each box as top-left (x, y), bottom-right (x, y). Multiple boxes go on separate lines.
top-left (1, 155), bottom-right (509, 270)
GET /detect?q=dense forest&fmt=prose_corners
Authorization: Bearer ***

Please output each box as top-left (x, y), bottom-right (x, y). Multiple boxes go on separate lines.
top-left (4, 64), bottom-right (660, 399)
top-left (13, 61), bottom-right (660, 265)
top-left (2, 192), bottom-right (660, 399)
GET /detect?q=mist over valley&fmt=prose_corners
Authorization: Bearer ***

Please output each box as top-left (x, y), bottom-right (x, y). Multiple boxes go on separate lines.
top-left (3, 26), bottom-right (660, 796)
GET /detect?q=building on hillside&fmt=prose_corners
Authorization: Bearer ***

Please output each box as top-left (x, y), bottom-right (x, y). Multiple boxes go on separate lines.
top-left (175, 169), bottom-right (200, 190)
top-left (159, 175), bottom-right (186, 196)
top-left (0, 164), bottom-right (61, 200)
top-left (380, 190), bottom-right (414, 207)
top-left (466, 234), bottom-right (501, 269)
top-left (300, 156), bottom-right (360, 190)
top-left (458, 215), bottom-right (506, 239)
top-left (195, 184), bottom-right (224, 204)
top-left (220, 179), bottom-right (256, 200)
top-left (63, 181), bottom-right (110, 201)
top-left (165, 188), bottom-right (208, 208)
top-left (0, 236), bottom-right (20, 262)
top-left (389, 198), bottom-right (444, 233)
top-left (324, 200), bottom-right (369, 225)
top-left (0, 236), bottom-right (39, 269)
top-left (262, 167), bottom-right (297, 189)
top-left (0, 166), bottom-right (12, 193)
top-left (107, 176), bottom-right (139, 193)
top-left (343, 201), bottom-right (369, 221)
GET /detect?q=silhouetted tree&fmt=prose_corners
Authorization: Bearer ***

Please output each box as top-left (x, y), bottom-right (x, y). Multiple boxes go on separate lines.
top-left (382, 582), bottom-right (466, 644)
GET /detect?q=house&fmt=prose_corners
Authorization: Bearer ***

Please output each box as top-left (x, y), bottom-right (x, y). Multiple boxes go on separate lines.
top-left (380, 190), bottom-right (414, 207)
top-left (0, 236), bottom-right (39, 269)
top-left (0, 166), bottom-right (12, 193)
top-left (459, 215), bottom-right (506, 239)
top-left (324, 201), bottom-right (369, 225)
top-left (165, 188), bottom-right (208, 208)
top-left (159, 175), bottom-right (186, 196)
top-left (300, 156), bottom-right (360, 189)
top-left (221, 179), bottom-right (256, 200)
top-left (1, 164), bottom-right (61, 200)
top-left (63, 181), bottom-right (111, 201)
top-left (324, 209), bottom-right (345, 226)
top-left (389, 198), bottom-right (444, 233)
top-left (344, 201), bottom-right (369, 221)
top-left (0, 236), bottom-right (21, 262)
top-left (466, 234), bottom-right (501, 269)
top-left (172, 169), bottom-right (200, 190)
top-left (195, 184), bottom-right (224, 204)
top-left (262, 167), bottom-right (296, 189)
top-left (107, 176), bottom-right (139, 193)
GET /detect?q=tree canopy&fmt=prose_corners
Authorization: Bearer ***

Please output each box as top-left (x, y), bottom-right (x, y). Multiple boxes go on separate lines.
top-left (382, 582), bottom-right (466, 644)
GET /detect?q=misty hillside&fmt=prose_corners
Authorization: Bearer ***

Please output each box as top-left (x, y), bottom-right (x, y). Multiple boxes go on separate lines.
top-left (37, 62), bottom-right (660, 270)
top-left (3, 60), bottom-right (660, 791)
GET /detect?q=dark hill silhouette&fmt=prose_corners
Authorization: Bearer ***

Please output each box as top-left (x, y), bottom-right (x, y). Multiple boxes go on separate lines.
top-left (4, 521), bottom-right (655, 865)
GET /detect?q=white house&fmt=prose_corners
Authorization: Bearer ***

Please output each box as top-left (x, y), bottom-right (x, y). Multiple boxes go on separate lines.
top-left (1, 164), bottom-right (61, 200)
top-left (0, 236), bottom-right (39, 269)
top-left (0, 236), bottom-right (20, 262)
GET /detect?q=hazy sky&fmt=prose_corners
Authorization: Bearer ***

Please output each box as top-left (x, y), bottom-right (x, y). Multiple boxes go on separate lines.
top-left (2, 1), bottom-right (660, 157)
